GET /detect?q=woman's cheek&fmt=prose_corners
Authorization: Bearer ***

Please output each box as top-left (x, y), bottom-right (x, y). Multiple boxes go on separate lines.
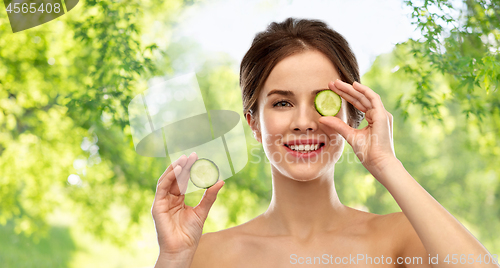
top-left (263, 114), bottom-right (287, 138)
top-left (330, 132), bottom-right (344, 145)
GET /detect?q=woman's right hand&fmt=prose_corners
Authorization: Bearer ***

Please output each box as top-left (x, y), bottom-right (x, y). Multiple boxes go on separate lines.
top-left (151, 152), bottom-right (225, 262)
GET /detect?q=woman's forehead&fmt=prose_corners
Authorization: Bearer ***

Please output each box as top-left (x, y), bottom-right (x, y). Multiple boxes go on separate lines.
top-left (261, 53), bottom-right (340, 98)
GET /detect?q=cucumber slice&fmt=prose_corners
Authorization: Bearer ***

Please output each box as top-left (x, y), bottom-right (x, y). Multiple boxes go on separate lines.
top-left (189, 158), bottom-right (220, 189)
top-left (315, 90), bottom-right (341, 116)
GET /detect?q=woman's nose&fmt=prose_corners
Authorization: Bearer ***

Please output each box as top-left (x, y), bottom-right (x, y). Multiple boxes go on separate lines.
top-left (291, 105), bottom-right (318, 132)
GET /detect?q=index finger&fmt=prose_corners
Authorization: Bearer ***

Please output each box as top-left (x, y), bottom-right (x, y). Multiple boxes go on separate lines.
top-left (170, 152), bottom-right (199, 195)
top-left (329, 81), bottom-right (369, 113)
top-left (351, 81), bottom-right (385, 110)
top-left (157, 154), bottom-right (188, 187)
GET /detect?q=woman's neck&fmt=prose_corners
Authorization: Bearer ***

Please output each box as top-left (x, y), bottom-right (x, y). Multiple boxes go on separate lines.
top-left (261, 164), bottom-right (348, 241)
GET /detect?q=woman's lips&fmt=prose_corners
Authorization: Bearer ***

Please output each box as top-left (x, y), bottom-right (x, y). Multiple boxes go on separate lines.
top-left (283, 143), bottom-right (325, 158)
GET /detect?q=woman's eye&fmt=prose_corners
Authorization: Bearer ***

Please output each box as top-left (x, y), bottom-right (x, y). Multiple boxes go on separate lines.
top-left (273, 100), bottom-right (292, 108)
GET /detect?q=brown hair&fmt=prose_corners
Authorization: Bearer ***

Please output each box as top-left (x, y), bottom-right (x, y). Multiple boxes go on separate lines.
top-left (240, 17), bottom-right (365, 131)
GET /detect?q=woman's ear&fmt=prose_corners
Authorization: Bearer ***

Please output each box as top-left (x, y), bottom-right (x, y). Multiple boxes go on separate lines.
top-left (246, 112), bottom-right (262, 143)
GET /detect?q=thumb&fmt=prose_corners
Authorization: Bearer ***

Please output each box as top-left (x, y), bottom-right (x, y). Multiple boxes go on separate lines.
top-left (318, 116), bottom-right (355, 145)
top-left (193, 180), bottom-right (225, 222)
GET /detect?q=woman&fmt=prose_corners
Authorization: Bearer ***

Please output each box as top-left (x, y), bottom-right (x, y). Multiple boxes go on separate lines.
top-left (152, 18), bottom-right (498, 267)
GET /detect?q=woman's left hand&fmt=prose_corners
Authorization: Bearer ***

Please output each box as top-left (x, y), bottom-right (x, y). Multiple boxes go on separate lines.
top-left (319, 79), bottom-right (397, 178)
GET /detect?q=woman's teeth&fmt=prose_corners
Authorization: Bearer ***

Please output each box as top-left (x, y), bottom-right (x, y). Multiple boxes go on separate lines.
top-left (288, 144), bottom-right (321, 153)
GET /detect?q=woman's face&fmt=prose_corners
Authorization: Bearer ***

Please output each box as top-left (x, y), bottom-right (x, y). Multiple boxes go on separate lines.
top-left (247, 49), bottom-right (348, 181)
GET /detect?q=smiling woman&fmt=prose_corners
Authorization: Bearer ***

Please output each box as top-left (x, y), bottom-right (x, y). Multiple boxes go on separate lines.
top-left (151, 17), bottom-right (500, 268)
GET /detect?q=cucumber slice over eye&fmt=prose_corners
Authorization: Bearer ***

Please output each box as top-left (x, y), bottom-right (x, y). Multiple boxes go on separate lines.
top-left (315, 90), bottom-right (342, 116)
top-left (190, 158), bottom-right (220, 189)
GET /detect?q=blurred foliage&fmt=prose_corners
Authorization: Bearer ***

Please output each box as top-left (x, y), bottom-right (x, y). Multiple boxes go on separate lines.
top-left (399, 0), bottom-right (500, 189)
top-left (358, 47), bottom-right (499, 252)
top-left (0, 220), bottom-right (75, 267)
top-left (392, 5), bottom-right (500, 251)
top-left (0, 0), bottom-right (200, 246)
top-left (0, 0), bottom-right (499, 266)
top-left (400, 0), bottom-right (500, 122)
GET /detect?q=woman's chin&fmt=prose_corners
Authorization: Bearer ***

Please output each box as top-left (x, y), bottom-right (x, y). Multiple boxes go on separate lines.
top-left (291, 176), bottom-right (317, 182)
top-left (283, 164), bottom-right (322, 181)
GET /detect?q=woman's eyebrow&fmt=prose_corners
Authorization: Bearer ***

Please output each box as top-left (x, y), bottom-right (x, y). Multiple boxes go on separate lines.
top-left (266, 89), bottom-right (326, 97)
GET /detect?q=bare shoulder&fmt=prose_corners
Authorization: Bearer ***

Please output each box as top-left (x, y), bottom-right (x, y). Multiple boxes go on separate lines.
top-left (369, 211), bottom-right (407, 229)
top-left (190, 223), bottom-right (254, 268)
top-left (344, 209), bottom-right (403, 245)
top-left (367, 212), bottom-right (415, 243)
top-left (378, 212), bottom-right (423, 246)
top-left (344, 207), bottom-right (399, 235)
top-left (190, 230), bottom-right (233, 268)
top-left (372, 212), bottom-right (430, 266)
